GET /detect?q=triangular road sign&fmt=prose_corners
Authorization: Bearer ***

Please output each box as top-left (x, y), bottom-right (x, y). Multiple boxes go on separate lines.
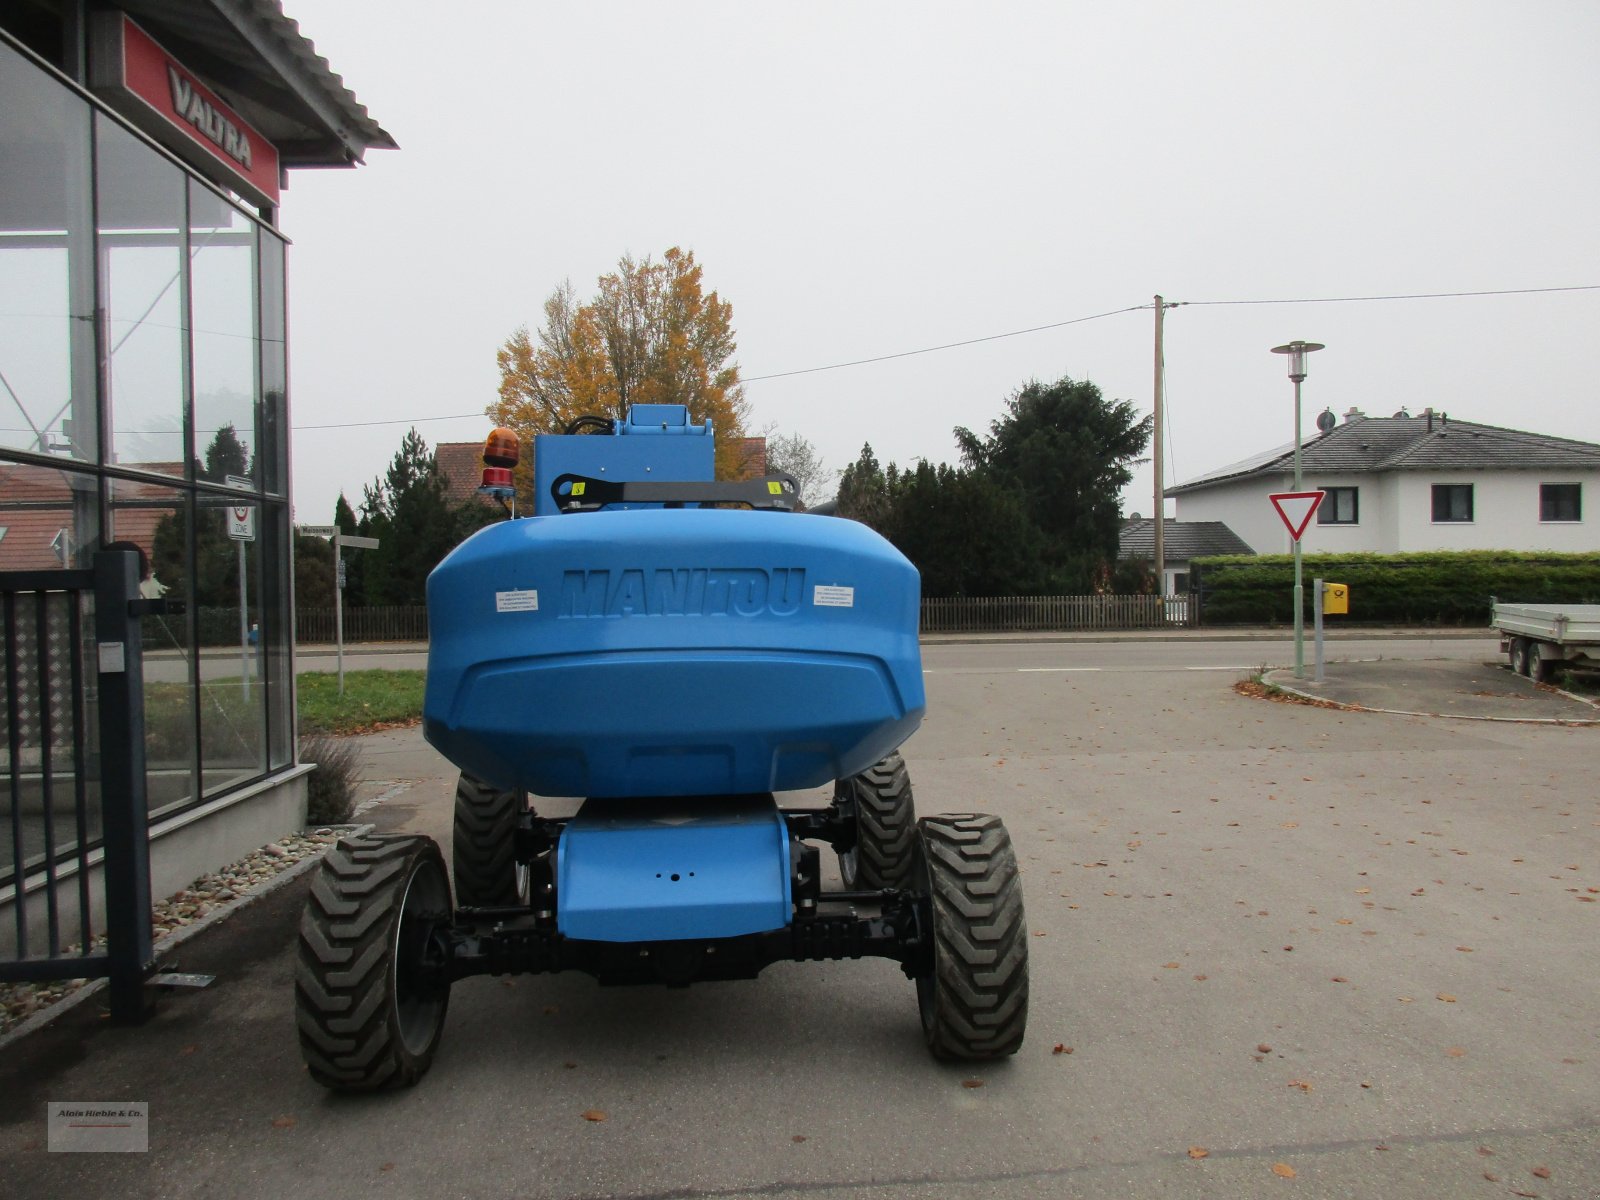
top-left (1269, 490), bottom-right (1324, 542)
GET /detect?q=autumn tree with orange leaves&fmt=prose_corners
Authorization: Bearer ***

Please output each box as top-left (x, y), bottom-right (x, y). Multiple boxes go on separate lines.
top-left (493, 248), bottom-right (750, 485)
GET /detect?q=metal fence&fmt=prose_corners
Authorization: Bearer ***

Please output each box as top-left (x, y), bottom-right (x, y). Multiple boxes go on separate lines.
top-left (298, 596), bottom-right (1190, 643)
top-left (920, 594), bottom-right (1189, 633)
top-left (1, 551), bottom-right (156, 1021)
top-left (295, 604), bottom-right (428, 643)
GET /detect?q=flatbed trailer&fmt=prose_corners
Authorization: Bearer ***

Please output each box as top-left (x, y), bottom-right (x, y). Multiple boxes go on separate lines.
top-left (1492, 601), bottom-right (1600, 683)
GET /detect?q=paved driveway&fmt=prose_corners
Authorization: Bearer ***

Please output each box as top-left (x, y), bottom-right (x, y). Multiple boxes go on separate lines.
top-left (0, 645), bottom-right (1595, 1199)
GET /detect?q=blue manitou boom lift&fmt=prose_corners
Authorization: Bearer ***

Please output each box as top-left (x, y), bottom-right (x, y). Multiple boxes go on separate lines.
top-left (294, 405), bottom-right (1029, 1088)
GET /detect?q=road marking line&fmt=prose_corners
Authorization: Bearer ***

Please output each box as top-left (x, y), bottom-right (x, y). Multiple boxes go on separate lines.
top-left (1018, 667), bottom-right (1101, 672)
top-left (1185, 666), bottom-right (1253, 671)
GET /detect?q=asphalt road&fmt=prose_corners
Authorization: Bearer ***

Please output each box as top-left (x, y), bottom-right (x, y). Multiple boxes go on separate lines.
top-left (1, 637), bottom-right (1595, 1199)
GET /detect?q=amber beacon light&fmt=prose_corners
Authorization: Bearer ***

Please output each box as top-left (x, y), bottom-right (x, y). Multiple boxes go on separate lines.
top-left (480, 427), bottom-right (519, 496)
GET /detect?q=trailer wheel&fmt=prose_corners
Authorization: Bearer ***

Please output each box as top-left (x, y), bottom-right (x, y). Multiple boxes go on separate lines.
top-left (1510, 638), bottom-right (1532, 677)
top-left (1528, 650), bottom-right (1551, 684)
top-left (296, 834), bottom-right (453, 1091)
top-left (912, 814), bottom-right (1029, 1059)
top-left (835, 752), bottom-right (917, 890)
top-left (452, 772), bottom-right (529, 906)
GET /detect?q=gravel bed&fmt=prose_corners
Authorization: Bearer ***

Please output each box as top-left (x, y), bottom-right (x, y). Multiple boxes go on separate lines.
top-left (0, 828), bottom-right (346, 1037)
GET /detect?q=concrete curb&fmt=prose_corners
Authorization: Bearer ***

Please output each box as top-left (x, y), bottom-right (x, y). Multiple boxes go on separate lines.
top-left (0, 823), bottom-right (372, 1055)
top-left (1264, 673), bottom-right (1600, 726)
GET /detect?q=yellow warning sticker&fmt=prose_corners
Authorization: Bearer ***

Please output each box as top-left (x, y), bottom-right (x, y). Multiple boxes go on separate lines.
top-left (767, 481), bottom-right (783, 494)
top-left (572, 481), bottom-right (586, 496)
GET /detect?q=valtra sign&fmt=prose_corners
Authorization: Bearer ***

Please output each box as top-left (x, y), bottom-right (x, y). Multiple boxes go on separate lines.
top-left (91, 13), bottom-right (280, 208)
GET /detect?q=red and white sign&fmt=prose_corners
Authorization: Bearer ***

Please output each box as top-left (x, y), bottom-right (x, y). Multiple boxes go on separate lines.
top-left (1269, 491), bottom-right (1324, 542)
top-left (227, 505), bottom-right (256, 542)
top-left (91, 13), bottom-right (280, 208)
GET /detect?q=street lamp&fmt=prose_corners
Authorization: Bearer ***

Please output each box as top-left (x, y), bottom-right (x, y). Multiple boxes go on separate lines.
top-left (1271, 339), bottom-right (1325, 679)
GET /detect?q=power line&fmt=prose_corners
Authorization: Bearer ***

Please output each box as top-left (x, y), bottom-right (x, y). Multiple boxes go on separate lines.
top-left (740, 304), bottom-right (1150, 382)
top-left (1177, 283), bottom-right (1600, 307)
top-left (290, 283), bottom-right (1599, 433)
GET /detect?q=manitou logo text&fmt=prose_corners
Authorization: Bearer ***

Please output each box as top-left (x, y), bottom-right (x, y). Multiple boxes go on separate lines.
top-left (167, 67), bottom-right (253, 169)
top-left (560, 568), bottom-right (805, 618)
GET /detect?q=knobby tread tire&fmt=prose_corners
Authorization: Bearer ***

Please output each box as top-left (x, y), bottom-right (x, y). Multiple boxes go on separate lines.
top-left (915, 813), bottom-right (1029, 1060)
top-left (452, 773), bottom-right (525, 906)
top-left (835, 751), bottom-right (917, 890)
top-left (296, 833), bottom-right (451, 1091)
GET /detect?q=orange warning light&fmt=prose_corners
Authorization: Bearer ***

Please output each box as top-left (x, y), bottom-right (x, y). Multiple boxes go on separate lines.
top-left (482, 427), bottom-right (519, 469)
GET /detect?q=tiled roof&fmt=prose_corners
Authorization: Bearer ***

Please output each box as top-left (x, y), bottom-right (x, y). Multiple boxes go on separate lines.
top-left (1169, 413), bottom-right (1600, 494)
top-left (1119, 518), bottom-right (1253, 564)
top-left (0, 464), bottom-right (176, 571)
top-left (434, 442), bottom-right (500, 508)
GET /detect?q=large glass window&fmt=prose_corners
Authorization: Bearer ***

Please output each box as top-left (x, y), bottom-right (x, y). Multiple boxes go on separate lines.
top-left (193, 492), bottom-right (267, 796)
top-left (0, 460), bottom-right (100, 571)
top-left (190, 181), bottom-right (259, 490)
top-left (1431, 484), bottom-right (1473, 523)
top-left (108, 477), bottom-right (197, 816)
top-left (0, 39), bottom-right (95, 465)
top-left (98, 115), bottom-right (187, 476)
top-left (1317, 486), bottom-right (1358, 525)
top-left (2, 40), bottom-right (294, 823)
top-left (1540, 483), bottom-right (1580, 523)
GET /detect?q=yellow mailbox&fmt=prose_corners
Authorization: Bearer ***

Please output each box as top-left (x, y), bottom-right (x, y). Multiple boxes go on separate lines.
top-left (1323, 582), bottom-right (1349, 615)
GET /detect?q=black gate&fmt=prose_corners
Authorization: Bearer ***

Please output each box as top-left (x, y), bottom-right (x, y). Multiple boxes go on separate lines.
top-left (1, 550), bottom-right (157, 1022)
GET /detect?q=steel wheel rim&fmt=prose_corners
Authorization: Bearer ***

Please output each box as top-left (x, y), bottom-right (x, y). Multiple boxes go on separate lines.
top-left (392, 858), bottom-right (448, 1056)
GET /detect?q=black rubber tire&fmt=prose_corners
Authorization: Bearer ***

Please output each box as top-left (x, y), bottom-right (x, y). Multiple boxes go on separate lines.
top-left (913, 814), bottom-right (1029, 1060)
top-left (1528, 651), bottom-right (1551, 684)
top-left (1510, 638), bottom-right (1532, 677)
top-left (452, 773), bottom-right (528, 907)
top-left (834, 752), bottom-right (917, 890)
top-left (296, 834), bottom-right (453, 1091)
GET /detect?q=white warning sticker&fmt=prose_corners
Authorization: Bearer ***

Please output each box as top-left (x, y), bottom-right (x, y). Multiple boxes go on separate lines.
top-left (495, 589), bottom-right (539, 613)
top-left (813, 585), bottom-right (855, 608)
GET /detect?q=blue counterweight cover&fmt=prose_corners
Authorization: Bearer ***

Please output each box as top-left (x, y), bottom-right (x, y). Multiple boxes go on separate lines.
top-left (423, 509), bottom-right (925, 798)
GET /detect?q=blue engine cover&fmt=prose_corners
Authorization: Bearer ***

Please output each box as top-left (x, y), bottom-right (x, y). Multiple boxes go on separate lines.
top-left (556, 796), bottom-right (791, 941)
top-left (423, 508), bottom-right (924, 798)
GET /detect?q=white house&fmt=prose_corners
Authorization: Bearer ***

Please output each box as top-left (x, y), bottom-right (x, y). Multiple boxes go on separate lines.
top-left (1168, 408), bottom-right (1600, 555)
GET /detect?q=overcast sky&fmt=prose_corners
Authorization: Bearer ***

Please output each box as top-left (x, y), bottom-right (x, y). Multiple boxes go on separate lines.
top-left (277, 0), bottom-right (1600, 525)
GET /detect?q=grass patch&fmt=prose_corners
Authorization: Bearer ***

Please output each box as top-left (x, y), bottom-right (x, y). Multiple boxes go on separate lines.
top-left (297, 669), bottom-right (426, 734)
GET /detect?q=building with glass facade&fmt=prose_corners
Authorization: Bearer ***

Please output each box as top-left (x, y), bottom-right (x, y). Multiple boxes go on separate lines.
top-left (1, 2), bottom-right (392, 913)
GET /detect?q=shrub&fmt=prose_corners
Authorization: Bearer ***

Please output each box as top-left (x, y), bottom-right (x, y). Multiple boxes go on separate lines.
top-left (1191, 550), bottom-right (1600, 626)
top-left (300, 732), bottom-right (363, 825)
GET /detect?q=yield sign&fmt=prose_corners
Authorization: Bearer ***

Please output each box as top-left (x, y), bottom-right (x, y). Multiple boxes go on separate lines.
top-left (1269, 490), bottom-right (1324, 542)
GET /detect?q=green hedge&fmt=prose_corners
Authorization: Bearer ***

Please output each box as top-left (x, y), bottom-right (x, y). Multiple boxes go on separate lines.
top-left (1191, 551), bottom-right (1600, 626)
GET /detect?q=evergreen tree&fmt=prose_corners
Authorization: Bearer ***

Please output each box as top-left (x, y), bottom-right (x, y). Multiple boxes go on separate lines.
top-left (357, 429), bottom-right (488, 606)
top-left (955, 376), bottom-right (1150, 593)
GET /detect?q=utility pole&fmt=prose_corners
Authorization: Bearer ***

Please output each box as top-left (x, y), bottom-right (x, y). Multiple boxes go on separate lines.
top-left (1152, 295), bottom-right (1166, 594)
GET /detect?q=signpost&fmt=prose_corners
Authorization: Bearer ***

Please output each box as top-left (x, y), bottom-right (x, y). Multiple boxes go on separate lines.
top-left (226, 483), bottom-right (256, 698)
top-left (1269, 488), bottom-right (1324, 680)
top-left (298, 525), bottom-right (380, 695)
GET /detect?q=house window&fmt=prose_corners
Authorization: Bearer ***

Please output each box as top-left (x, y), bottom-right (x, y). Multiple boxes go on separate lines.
top-left (1540, 483), bottom-right (1581, 523)
top-left (1317, 487), bottom-right (1358, 524)
top-left (1432, 484), bottom-right (1473, 522)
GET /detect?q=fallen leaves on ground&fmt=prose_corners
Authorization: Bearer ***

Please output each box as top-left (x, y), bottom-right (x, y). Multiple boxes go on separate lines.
top-left (1437, 993), bottom-right (1457, 1003)
top-left (1287, 1080), bottom-right (1313, 1092)
top-left (581, 1110), bottom-right (607, 1122)
top-left (1271, 1162), bottom-right (1297, 1178)
top-left (1188, 1146), bottom-right (1209, 1159)
top-left (1257, 1044), bottom-right (1273, 1054)
top-left (1531, 1166), bottom-right (1552, 1179)
top-left (961, 1079), bottom-right (985, 1089)
top-left (271, 1116), bottom-right (296, 1129)
top-left (1052, 1044), bottom-right (1073, 1055)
